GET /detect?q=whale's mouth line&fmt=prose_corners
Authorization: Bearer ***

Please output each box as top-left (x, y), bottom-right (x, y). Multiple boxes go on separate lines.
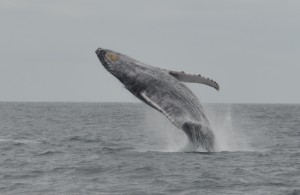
top-left (95, 48), bottom-right (106, 57)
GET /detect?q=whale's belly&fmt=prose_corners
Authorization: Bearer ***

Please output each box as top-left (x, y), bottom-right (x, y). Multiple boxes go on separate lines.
top-left (139, 72), bottom-right (209, 127)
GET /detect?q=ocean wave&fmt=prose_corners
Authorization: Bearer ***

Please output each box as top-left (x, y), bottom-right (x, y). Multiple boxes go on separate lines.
top-left (0, 138), bottom-right (40, 145)
top-left (35, 150), bottom-right (63, 156)
top-left (67, 135), bottom-right (104, 143)
top-left (100, 146), bottom-right (135, 153)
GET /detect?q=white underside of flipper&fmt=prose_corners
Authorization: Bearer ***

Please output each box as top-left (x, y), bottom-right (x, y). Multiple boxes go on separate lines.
top-left (140, 91), bottom-right (178, 126)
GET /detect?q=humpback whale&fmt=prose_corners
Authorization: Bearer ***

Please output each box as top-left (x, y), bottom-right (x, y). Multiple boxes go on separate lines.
top-left (95, 48), bottom-right (220, 152)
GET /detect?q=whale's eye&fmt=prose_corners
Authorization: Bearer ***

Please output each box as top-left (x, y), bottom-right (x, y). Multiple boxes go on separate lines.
top-left (106, 53), bottom-right (120, 62)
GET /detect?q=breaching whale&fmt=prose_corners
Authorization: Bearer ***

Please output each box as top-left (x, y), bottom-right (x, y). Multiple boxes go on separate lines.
top-left (95, 48), bottom-right (220, 152)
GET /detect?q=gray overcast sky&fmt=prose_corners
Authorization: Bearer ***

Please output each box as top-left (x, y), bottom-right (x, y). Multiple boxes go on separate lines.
top-left (0, 0), bottom-right (299, 103)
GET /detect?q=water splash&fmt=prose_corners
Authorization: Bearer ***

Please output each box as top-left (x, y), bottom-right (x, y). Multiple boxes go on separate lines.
top-left (205, 104), bottom-right (253, 152)
top-left (143, 107), bottom-right (188, 152)
top-left (142, 104), bottom-right (253, 152)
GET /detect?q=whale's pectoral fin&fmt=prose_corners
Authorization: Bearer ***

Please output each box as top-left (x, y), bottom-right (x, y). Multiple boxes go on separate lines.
top-left (168, 70), bottom-right (220, 91)
top-left (182, 121), bottom-right (215, 152)
top-left (140, 91), bottom-right (180, 127)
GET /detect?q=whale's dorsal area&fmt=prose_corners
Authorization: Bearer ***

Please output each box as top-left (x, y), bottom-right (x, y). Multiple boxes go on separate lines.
top-left (167, 70), bottom-right (220, 91)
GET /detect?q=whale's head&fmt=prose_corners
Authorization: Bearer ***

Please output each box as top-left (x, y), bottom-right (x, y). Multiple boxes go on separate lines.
top-left (95, 48), bottom-right (123, 71)
top-left (95, 48), bottom-right (140, 85)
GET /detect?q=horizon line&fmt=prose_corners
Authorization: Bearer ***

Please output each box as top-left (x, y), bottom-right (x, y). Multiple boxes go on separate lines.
top-left (0, 101), bottom-right (299, 105)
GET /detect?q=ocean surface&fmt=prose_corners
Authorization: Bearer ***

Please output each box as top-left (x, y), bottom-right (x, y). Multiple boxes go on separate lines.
top-left (0, 103), bottom-right (299, 195)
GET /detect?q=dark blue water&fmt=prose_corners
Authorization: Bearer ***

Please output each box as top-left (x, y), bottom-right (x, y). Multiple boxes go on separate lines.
top-left (0, 103), bottom-right (299, 194)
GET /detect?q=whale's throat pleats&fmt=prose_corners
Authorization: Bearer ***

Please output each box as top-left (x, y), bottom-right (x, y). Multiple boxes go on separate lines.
top-left (182, 122), bottom-right (215, 152)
